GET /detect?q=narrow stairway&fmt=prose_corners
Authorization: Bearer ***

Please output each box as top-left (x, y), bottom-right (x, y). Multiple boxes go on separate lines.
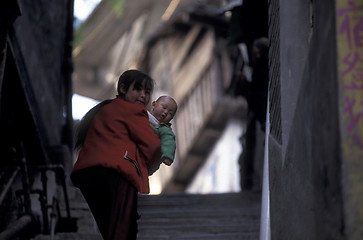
top-left (32, 187), bottom-right (261, 240)
top-left (137, 192), bottom-right (261, 240)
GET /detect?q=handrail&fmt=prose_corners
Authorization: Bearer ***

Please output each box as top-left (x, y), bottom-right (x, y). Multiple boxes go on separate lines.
top-left (0, 214), bottom-right (36, 240)
top-left (0, 167), bottom-right (20, 206)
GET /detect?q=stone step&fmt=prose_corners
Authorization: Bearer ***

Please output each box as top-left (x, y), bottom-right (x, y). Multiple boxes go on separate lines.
top-left (137, 232), bottom-right (259, 240)
top-left (31, 233), bottom-right (102, 240)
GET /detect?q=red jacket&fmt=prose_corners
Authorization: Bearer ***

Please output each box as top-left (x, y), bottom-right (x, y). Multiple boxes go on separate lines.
top-left (72, 97), bottom-right (161, 193)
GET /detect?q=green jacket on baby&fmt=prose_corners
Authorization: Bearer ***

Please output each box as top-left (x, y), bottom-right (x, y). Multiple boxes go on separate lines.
top-left (148, 111), bottom-right (176, 161)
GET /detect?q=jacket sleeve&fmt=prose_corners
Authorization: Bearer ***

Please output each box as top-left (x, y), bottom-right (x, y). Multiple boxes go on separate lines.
top-left (159, 126), bottom-right (176, 161)
top-left (127, 106), bottom-right (161, 170)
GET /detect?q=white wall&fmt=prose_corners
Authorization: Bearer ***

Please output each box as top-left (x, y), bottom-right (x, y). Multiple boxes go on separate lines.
top-left (186, 119), bottom-right (243, 194)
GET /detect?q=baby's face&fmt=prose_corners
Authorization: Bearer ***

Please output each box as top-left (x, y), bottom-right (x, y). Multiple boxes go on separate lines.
top-left (151, 98), bottom-right (177, 123)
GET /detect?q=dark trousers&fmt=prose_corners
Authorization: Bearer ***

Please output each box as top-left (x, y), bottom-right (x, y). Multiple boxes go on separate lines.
top-left (71, 167), bottom-right (139, 240)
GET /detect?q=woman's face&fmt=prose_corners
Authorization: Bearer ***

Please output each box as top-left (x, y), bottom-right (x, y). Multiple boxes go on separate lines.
top-left (123, 80), bottom-right (151, 106)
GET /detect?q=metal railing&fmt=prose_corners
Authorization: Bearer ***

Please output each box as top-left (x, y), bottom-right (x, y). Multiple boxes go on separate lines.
top-left (0, 159), bottom-right (75, 239)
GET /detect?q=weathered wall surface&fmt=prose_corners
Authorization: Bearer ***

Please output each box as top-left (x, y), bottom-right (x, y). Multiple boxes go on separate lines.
top-left (336, 1), bottom-right (363, 239)
top-left (10, 0), bottom-right (73, 149)
top-left (269, 0), bottom-right (345, 239)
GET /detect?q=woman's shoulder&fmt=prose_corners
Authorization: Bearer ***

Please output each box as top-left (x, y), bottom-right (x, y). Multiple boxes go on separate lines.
top-left (108, 97), bottom-right (148, 116)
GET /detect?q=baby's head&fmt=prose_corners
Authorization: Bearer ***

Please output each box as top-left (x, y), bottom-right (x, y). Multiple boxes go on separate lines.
top-left (151, 96), bottom-right (177, 124)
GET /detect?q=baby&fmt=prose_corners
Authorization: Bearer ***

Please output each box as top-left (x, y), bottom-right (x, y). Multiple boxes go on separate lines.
top-left (148, 96), bottom-right (178, 166)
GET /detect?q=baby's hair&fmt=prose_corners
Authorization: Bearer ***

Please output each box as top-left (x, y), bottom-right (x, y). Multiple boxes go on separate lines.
top-left (117, 69), bottom-right (154, 98)
top-left (156, 95), bottom-right (178, 112)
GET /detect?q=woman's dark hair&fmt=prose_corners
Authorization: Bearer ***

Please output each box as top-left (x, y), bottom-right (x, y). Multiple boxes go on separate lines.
top-left (74, 70), bottom-right (155, 150)
top-left (117, 69), bottom-right (154, 97)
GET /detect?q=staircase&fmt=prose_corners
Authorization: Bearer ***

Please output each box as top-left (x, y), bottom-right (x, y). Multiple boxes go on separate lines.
top-left (138, 192), bottom-right (261, 240)
top-left (31, 187), bottom-right (261, 240)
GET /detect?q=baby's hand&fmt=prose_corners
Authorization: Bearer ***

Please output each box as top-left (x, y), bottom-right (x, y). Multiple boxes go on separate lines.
top-left (162, 157), bottom-right (173, 166)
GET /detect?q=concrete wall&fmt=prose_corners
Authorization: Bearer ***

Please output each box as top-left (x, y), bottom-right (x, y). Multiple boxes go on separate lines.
top-left (10, 0), bottom-right (73, 149)
top-left (269, 0), bottom-right (345, 239)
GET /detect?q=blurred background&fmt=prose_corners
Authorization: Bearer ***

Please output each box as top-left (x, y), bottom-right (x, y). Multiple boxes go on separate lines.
top-left (71, 0), bottom-right (267, 195)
